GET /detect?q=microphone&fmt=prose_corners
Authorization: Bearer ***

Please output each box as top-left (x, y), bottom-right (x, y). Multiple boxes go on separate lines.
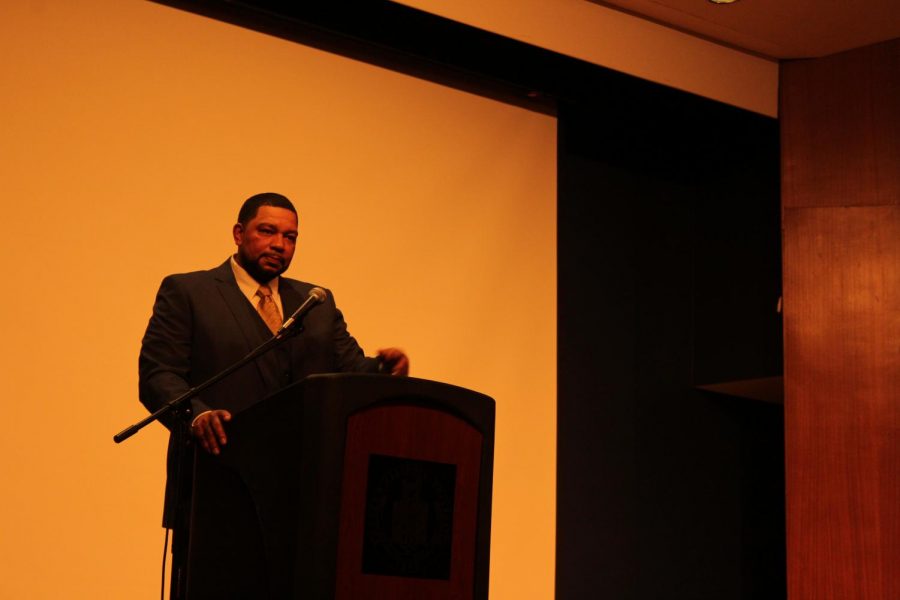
top-left (276, 287), bottom-right (326, 337)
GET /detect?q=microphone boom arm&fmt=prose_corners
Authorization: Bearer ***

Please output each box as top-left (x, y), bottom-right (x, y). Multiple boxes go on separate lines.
top-left (113, 287), bottom-right (327, 444)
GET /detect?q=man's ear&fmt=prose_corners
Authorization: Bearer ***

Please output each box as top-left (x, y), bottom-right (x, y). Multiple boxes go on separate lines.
top-left (232, 223), bottom-right (244, 245)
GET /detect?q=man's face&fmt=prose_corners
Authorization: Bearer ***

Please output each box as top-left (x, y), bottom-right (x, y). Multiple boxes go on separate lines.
top-left (233, 206), bottom-right (299, 283)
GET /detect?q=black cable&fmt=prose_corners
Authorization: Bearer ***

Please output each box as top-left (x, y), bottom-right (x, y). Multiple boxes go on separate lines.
top-left (161, 527), bottom-right (170, 600)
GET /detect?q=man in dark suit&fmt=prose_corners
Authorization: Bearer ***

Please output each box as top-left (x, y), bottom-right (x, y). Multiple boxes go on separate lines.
top-left (138, 193), bottom-right (408, 594)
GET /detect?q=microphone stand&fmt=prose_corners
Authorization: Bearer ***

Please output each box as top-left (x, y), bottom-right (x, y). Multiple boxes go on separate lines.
top-left (116, 328), bottom-right (301, 599)
top-left (113, 290), bottom-right (323, 598)
top-left (114, 326), bottom-right (298, 444)
top-left (114, 289), bottom-right (324, 444)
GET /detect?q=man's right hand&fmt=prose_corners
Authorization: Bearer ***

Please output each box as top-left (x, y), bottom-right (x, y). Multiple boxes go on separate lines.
top-left (191, 409), bottom-right (232, 455)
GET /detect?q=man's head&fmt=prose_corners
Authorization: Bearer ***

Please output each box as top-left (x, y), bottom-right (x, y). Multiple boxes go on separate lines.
top-left (233, 192), bottom-right (299, 283)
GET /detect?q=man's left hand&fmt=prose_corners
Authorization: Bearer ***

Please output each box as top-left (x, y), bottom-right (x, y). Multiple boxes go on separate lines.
top-left (377, 347), bottom-right (410, 376)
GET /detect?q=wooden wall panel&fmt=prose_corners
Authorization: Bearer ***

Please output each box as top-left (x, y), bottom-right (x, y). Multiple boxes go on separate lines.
top-left (781, 39), bottom-right (900, 208)
top-left (781, 37), bottom-right (900, 600)
top-left (783, 207), bottom-right (900, 600)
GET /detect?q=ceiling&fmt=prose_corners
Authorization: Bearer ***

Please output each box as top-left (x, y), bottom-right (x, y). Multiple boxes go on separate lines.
top-left (590, 0), bottom-right (900, 60)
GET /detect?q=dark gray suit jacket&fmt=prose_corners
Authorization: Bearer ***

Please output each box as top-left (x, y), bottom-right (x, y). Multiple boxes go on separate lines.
top-left (138, 259), bottom-right (380, 526)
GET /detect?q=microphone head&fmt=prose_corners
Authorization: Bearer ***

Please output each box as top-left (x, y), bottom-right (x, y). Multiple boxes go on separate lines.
top-left (309, 287), bottom-right (327, 303)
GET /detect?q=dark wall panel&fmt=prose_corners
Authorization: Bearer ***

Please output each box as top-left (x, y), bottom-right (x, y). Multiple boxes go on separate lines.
top-left (558, 100), bottom-right (783, 600)
top-left (557, 153), bottom-right (640, 597)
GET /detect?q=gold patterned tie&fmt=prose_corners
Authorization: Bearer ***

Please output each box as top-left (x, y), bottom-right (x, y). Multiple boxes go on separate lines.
top-left (256, 284), bottom-right (282, 334)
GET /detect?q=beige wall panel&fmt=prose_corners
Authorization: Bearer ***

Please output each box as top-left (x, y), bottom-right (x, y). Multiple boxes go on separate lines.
top-left (396, 0), bottom-right (778, 116)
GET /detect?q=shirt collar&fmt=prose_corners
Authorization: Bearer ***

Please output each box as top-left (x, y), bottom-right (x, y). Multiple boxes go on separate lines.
top-left (230, 255), bottom-right (279, 300)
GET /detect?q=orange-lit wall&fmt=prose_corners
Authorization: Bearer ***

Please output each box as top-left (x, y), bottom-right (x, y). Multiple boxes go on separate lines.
top-left (0, 2), bottom-right (556, 598)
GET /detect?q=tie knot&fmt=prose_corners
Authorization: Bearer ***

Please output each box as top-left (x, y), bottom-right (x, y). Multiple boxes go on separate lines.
top-left (257, 284), bottom-right (273, 298)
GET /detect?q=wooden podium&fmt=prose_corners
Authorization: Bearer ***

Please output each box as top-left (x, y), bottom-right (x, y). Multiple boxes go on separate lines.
top-left (185, 374), bottom-right (494, 599)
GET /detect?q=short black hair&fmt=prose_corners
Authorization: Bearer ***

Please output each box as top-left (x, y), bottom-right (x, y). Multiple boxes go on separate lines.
top-left (237, 192), bottom-right (297, 225)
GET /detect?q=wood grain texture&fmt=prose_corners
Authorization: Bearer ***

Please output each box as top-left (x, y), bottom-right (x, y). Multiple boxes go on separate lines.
top-left (783, 206), bottom-right (900, 600)
top-left (335, 405), bottom-right (483, 600)
top-left (782, 37), bottom-right (900, 600)
top-left (781, 38), bottom-right (900, 209)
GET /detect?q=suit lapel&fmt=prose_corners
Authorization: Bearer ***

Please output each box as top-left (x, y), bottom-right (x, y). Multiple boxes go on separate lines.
top-left (210, 260), bottom-right (280, 389)
top-left (211, 260), bottom-right (265, 345)
top-left (279, 278), bottom-right (311, 362)
top-left (279, 279), bottom-right (303, 322)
